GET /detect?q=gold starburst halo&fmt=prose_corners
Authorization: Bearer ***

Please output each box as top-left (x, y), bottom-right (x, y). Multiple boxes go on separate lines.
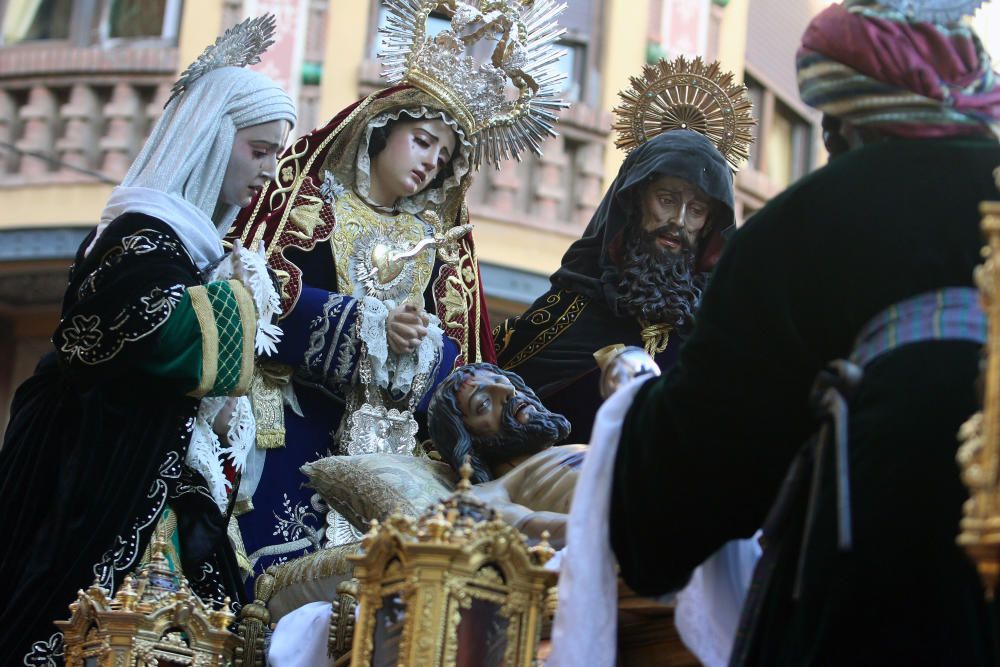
top-left (613, 56), bottom-right (756, 172)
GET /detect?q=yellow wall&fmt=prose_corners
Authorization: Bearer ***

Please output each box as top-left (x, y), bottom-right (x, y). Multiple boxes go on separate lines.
top-left (598, 0), bottom-right (649, 193)
top-left (319, 2), bottom-right (372, 120)
top-left (3, 184), bottom-right (112, 229)
top-left (473, 218), bottom-right (577, 276)
top-left (176, 1), bottom-right (224, 80)
top-left (717, 0), bottom-right (749, 83)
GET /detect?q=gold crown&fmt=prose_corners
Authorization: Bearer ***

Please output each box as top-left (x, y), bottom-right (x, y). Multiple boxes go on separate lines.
top-left (379, 0), bottom-right (568, 169)
top-left (613, 56), bottom-right (756, 172)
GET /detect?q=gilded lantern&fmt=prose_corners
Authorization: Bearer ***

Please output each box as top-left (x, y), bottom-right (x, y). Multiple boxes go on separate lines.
top-left (347, 462), bottom-right (558, 667)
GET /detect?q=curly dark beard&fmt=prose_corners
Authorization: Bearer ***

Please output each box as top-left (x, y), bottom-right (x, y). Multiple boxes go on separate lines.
top-left (473, 390), bottom-right (571, 468)
top-left (614, 227), bottom-right (705, 333)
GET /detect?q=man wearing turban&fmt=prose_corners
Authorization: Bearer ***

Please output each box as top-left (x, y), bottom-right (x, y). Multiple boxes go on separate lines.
top-left (552, 3), bottom-right (1000, 665)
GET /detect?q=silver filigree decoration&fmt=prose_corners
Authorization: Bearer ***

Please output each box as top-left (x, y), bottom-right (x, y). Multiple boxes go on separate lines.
top-left (166, 14), bottom-right (278, 107)
top-left (379, 0), bottom-right (569, 169)
top-left (850, 0), bottom-right (985, 22)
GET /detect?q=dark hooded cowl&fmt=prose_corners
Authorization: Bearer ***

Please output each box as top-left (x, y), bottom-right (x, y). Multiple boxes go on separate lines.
top-left (551, 129), bottom-right (734, 316)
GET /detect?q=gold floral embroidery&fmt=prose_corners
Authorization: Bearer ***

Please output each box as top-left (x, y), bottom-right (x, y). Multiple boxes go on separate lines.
top-left (502, 290), bottom-right (589, 370)
top-left (287, 195), bottom-right (326, 241)
top-left (441, 275), bottom-right (470, 329)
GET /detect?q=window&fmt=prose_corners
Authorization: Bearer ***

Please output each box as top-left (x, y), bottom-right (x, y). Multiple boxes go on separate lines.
top-left (553, 37), bottom-right (586, 102)
top-left (0, 0), bottom-right (180, 46)
top-left (370, 6), bottom-right (450, 58)
top-left (767, 100), bottom-right (812, 188)
top-left (106, 0), bottom-right (171, 39)
top-left (2, 0), bottom-right (72, 44)
top-left (744, 72), bottom-right (815, 188)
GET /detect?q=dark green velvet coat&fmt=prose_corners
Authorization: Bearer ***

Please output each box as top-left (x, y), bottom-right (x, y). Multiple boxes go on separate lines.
top-left (611, 136), bottom-right (1000, 665)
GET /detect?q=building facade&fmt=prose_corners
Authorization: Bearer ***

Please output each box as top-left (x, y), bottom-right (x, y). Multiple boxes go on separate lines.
top-left (0, 0), bottom-right (827, 433)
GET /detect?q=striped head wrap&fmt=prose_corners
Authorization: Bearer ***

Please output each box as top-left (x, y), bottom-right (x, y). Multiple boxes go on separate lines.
top-left (796, 3), bottom-right (1000, 138)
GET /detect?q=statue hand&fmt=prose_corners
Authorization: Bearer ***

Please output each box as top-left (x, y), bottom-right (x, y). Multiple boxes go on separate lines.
top-left (387, 303), bottom-right (430, 355)
top-left (599, 346), bottom-right (661, 399)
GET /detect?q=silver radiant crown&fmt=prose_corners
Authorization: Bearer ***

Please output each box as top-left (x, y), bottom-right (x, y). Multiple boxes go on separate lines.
top-left (379, 0), bottom-right (569, 169)
top-left (167, 14), bottom-right (277, 107)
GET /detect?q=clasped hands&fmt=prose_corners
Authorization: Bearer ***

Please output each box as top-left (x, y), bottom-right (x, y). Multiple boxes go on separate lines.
top-left (387, 302), bottom-right (430, 355)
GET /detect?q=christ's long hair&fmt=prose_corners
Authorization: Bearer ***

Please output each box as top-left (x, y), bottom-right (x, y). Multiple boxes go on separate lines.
top-left (427, 363), bottom-right (570, 483)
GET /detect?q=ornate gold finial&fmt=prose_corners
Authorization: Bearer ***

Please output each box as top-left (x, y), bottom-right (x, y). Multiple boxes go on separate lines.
top-left (378, 0), bottom-right (569, 168)
top-left (149, 536), bottom-right (170, 566)
top-left (458, 455), bottom-right (474, 492)
top-left (957, 181), bottom-right (1000, 598)
top-left (211, 597), bottom-right (235, 630)
top-left (613, 55), bottom-right (756, 171)
top-left (529, 530), bottom-right (556, 566)
top-left (362, 519), bottom-right (381, 550)
top-left (118, 575), bottom-right (138, 611)
top-left (423, 503), bottom-right (452, 542)
top-left (167, 14), bottom-right (278, 107)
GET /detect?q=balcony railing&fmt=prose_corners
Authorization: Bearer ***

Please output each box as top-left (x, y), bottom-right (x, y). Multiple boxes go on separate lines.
top-left (0, 44), bottom-right (178, 187)
top-left (0, 41), bottom-right (612, 236)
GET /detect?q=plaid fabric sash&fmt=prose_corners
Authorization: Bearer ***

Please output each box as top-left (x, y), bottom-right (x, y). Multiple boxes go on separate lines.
top-left (733, 286), bottom-right (986, 666)
top-left (850, 287), bottom-right (986, 368)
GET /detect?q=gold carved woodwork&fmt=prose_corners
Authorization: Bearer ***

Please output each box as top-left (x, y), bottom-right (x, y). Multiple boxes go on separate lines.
top-left (346, 461), bottom-right (557, 667)
top-left (58, 539), bottom-right (238, 666)
top-left (958, 168), bottom-right (1000, 598)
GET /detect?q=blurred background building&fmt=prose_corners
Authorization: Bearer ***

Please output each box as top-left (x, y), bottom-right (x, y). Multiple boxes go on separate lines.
top-left (0, 0), bottom-right (980, 433)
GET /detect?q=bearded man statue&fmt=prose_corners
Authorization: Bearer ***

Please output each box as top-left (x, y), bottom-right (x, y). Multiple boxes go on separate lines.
top-left (427, 362), bottom-right (579, 547)
top-left (494, 129), bottom-right (735, 443)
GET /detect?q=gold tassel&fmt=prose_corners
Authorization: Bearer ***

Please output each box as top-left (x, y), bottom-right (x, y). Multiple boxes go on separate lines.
top-left (228, 516), bottom-right (253, 580)
top-left (250, 364), bottom-right (292, 449)
top-left (639, 320), bottom-right (671, 356)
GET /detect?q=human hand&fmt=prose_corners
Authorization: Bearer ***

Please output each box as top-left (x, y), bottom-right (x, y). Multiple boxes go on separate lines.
top-left (386, 302), bottom-right (429, 355)
top-left (229, 239), bottom-right (250, 287)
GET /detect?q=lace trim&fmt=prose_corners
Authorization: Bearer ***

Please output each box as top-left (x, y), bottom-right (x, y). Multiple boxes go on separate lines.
top-left (186, 396), bottom-right (256, 511)
top-left (210, 243), bottom-right (283, 355)
top-left (393, 313), bottom-right (442, 397)
top-left (359, 296), bottom-right (392, 389)
top-left (354, 106), bottom-right (472, 215)
top-left (357, 296), bottom-right (442, 397)
top-left (185, 245), bottom-right (284, 510)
